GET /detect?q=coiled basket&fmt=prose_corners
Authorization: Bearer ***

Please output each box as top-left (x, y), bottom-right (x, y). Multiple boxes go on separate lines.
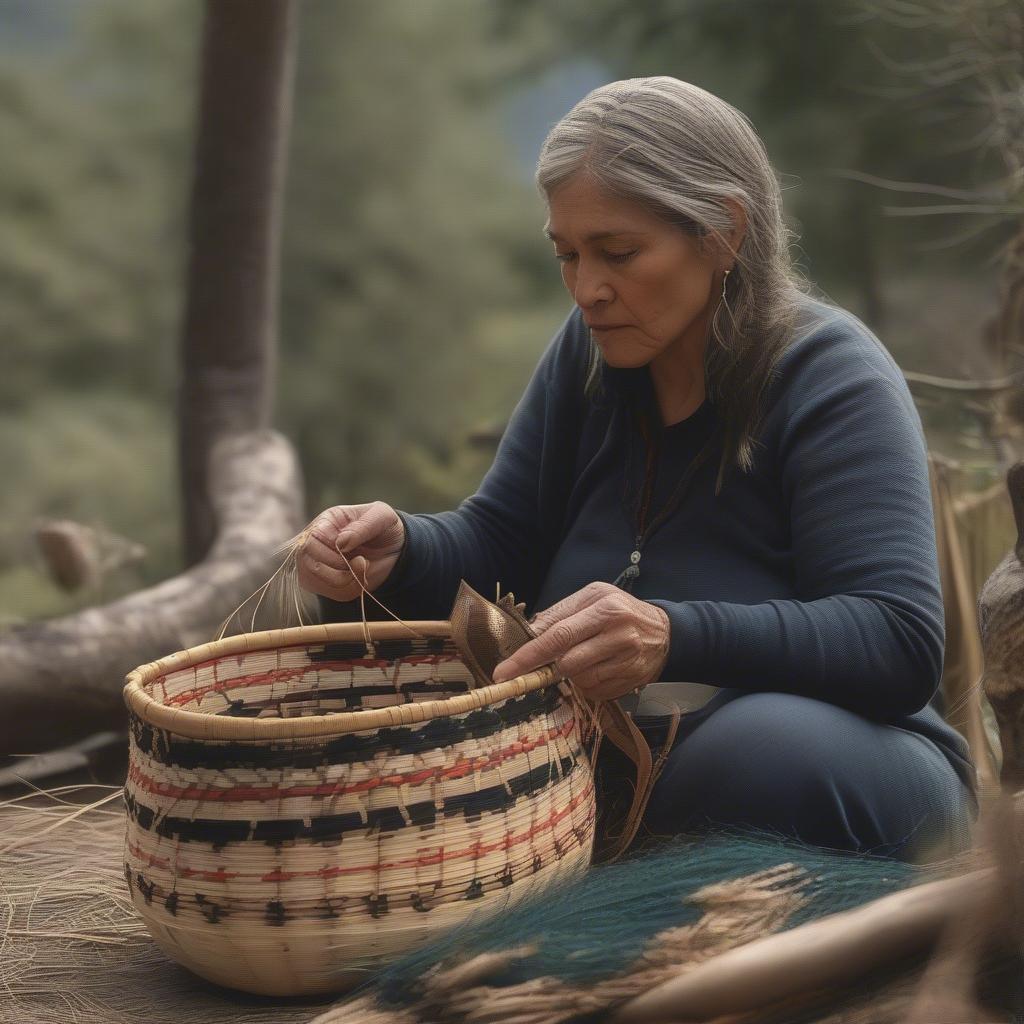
top-left (122, 621), bottom-right (597, 996)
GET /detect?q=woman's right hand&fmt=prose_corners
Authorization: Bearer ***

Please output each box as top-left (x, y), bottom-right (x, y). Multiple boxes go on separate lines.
top-left (297, 501), bottom-right (406, 602)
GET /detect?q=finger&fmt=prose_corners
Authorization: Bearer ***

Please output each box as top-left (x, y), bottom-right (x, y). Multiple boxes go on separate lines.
top-left (344, 554), bottom-right (369, 581)
top-left (530, 583), bottom-right (610, 634)
top-left (299, 565), bottom-right (358, 602)
top-left (297, 558), bottom-right (360, 601)
top-left (574, 660), bottom-right (633, 702)
top-left (326, 542), bottom-right (368, 579)
top-left (569, 659), bottom-right (614, 699)
top-left (308, 510), bottom-right (358, 553)
top-left (564, 653), bottom-right (646, 703)
top-left (551, 633), bottom-right (622, 681)
top-left (492, 608), bottom-right (604, 683)
top-left (302, 531), bottom-right (351, 571)
top-left (335, 503), bottom-right (392, 552)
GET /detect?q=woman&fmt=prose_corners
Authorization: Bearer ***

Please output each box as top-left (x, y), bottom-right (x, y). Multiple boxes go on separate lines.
top-left (300, 77), bottom-right (978, 862)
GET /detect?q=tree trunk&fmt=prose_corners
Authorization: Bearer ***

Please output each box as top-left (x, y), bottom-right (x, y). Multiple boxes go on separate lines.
top-left (179, 0), bottom-right (298, 565)
top-left (0, 430), bottom-right (305, 757)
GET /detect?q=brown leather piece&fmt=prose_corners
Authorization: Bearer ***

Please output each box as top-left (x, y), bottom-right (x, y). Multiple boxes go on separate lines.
top-left (448, 580), bottom-right (679, 863)
top-left (448, 580), bottom-right (535, 687)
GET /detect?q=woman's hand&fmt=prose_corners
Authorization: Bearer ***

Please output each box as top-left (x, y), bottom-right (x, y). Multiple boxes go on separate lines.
top-left (491, 581), bottom-right (671, 700)
top-left (297, 501), bottom-right (405, 602)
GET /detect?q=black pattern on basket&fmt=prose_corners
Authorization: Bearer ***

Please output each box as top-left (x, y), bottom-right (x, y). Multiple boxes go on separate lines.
top-left (126, 753), bottom-right (581, 844)
top-left (129, 684), bottom-right (562, 768)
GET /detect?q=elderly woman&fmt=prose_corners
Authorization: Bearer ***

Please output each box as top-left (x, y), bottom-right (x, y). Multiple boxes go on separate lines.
top-left (301, 77), bottom-right (977, 861)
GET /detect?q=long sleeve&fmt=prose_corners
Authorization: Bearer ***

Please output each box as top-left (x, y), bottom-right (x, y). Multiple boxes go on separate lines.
top-left (648, 319), bottom-right (945, 718)
top-left (320, 308), bottom-right (592, 624)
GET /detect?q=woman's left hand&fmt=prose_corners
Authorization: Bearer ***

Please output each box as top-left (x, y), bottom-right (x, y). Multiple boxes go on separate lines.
top-left (491, 581), bottom-right (671, 701)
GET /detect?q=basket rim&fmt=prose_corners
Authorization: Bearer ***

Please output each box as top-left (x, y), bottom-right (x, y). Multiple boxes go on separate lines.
top-left (122, 620), bottom-right (561, 740)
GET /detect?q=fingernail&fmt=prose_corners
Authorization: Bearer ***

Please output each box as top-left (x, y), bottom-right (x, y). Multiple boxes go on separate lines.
top-left (337, 531), bottom-right (352, 549)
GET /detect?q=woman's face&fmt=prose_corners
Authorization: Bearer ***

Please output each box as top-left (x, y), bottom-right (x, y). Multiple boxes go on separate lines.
top-left (545, 174), bottom-right (724, 369)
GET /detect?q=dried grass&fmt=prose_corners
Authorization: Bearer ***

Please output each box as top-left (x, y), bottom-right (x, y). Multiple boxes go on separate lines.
top-left (0, 786), bottom-right (334, 1024)
top-left (214, 525), bottom-right (426, 644)
top-left (215, 528), bottom-right (318, 640)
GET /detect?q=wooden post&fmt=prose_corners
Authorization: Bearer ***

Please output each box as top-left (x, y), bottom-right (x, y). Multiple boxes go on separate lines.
top-left (179, 0), bottom-right (299, 565)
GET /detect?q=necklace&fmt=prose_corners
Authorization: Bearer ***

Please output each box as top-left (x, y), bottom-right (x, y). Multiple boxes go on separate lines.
top-left (613, 404), bottom-right (714, 592)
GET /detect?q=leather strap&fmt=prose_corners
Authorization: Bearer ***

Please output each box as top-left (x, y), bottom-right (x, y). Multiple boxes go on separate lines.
top-left (592, 700), bottom-right (653, 861)
top-left (592, 700), bottom-right (682, 862)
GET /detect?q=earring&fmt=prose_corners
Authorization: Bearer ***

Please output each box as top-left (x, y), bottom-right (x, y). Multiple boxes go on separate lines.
top-left (711, 267), bottom-right (733, 350)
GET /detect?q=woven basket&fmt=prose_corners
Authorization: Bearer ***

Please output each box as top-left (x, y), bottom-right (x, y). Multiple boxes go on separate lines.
top-left (122, 621), bottom-right (596, 996)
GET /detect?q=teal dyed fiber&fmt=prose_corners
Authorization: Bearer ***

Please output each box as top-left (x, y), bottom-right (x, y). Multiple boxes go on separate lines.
top-left (372, 829), bottom-right (925, 1007)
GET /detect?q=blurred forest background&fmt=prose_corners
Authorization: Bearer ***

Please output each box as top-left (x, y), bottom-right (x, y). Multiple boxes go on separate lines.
top-left (1, 0), bottom-right (1020, 625)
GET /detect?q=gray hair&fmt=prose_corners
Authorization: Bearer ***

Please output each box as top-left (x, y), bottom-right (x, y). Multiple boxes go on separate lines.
top-left (535, 76), bottom-right (813, 489)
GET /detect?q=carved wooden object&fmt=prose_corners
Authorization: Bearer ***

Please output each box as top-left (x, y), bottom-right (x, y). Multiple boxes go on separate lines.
top-left (980, 461), bottom-right (1024, 791)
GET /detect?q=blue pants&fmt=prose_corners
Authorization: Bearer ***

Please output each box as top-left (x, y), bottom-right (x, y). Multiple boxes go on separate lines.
top-left (637, 690), bottom-right (979, 863)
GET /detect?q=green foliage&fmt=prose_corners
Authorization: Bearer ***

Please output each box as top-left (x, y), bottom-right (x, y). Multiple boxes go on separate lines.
top-left (0, 1), bottom-right (198, 409)
top-left (277, 0), bottom-right (566, 515)
top-left (0, 0), bottom-right (567, 620)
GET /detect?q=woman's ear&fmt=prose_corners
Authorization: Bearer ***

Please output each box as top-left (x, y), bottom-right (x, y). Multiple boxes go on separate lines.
top-left (696, 199), bottom-right (747, 267)
top-left (720, 197), bottom-right (748, 267)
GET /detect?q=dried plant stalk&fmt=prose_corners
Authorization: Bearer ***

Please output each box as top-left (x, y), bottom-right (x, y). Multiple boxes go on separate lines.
top-left (0, 788), bottom-right (331, 1024)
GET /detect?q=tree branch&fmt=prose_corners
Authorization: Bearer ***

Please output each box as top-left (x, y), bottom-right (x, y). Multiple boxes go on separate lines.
top-left (0, 429), bottom-right (306, 756)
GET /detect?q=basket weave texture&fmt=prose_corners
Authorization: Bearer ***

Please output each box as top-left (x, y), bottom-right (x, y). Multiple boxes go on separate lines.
top-left (122, 621), bottom-right (596, 996)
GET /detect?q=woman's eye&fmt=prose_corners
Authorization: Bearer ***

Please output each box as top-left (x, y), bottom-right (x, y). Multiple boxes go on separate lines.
top-left (554, 250), bottom-right (637, 265)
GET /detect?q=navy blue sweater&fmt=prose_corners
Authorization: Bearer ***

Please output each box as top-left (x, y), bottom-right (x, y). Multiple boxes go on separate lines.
top-left (323, 298), bottom-right (962, 747)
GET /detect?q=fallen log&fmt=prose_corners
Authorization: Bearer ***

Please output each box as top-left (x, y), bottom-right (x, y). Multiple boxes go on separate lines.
top-left (0, 731), bottom-right (125, 790)
top-left (0, 428), bottom-right (306, 756)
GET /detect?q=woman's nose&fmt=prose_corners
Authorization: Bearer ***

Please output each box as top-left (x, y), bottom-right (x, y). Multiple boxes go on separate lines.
top-left (569, 261), bottom-right (614, 308)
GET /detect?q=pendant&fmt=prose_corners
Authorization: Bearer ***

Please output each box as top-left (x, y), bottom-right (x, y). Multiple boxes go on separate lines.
top-left (613, 548), bottom-right (642, 589)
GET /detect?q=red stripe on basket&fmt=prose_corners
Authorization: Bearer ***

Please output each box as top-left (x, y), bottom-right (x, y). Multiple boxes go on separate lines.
top-left (125, 781), bottom-right (594, 883)
top-left (127, 717), bottom-right (578, 802)
top-left (186, 652), bottom-right (452, 676)
top-left (166, 654), bottom-right (461, 707)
